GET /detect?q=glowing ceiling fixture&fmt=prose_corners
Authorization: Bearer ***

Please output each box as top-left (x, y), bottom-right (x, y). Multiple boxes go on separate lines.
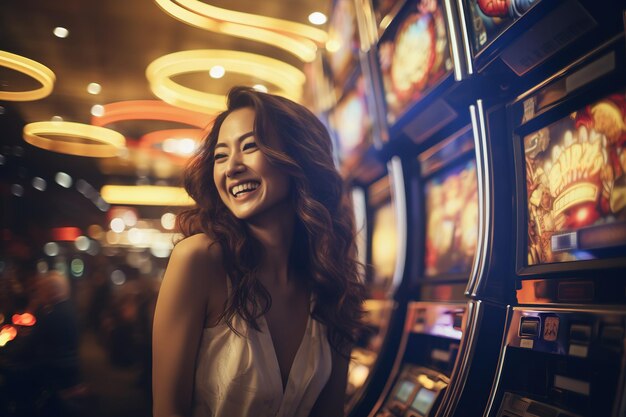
top-left (101, 185), bottom-right (195, 206)
top-left (308, 12), bottom-right (327, 25)
top-left (252, 84), bottom-right (268, 93)
top-left (53, 27), bottom-right (69, 38)
top-left (209, 65), bottom-right (225, 79)
top-left (0, 51), bottom-right (55, 101)
top-left (154, 0), bottom-right (327, 62)
top-left (87, 82), bottom-right (102, 95)
top-left (91, 104), bottom-right (105, 117)
top-left (23, 121), bottom-right (126, 157)
top-left (146, 50), bottom-right (305, 113)
top-left (90, 100), bottom-right (213, 128)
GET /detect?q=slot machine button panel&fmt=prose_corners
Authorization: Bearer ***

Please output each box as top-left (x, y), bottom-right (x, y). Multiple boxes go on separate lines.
top-left (568, 324), bottom-right (592, 344)
top-left (519, 317), bottom-right (540, 338)
top-left (600, 325), bottom-right (624, 348)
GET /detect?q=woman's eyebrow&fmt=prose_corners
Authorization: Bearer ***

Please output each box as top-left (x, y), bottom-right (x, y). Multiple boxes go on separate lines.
top-left (214, 131), bottom-right (255, 150)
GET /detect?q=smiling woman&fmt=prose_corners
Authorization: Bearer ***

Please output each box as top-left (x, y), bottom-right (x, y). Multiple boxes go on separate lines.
top-left (152, 86), bottom-right (365, 417)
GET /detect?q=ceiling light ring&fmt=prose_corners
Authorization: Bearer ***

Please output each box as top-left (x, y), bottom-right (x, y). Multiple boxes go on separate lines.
top-left (91, 100), bottom-right (214, 128)
top-left (23, 121), bottom-right (126, 158)
top-left (154, 0), bottom-right (322, 62)
top-left (0, 51), bottom-right (56, 101)
top-left (146, 49), bottom-right (305, 114)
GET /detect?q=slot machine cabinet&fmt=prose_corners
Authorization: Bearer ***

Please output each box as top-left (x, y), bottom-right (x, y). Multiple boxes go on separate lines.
top-left (372, 302), bottom-right (463, 417)
top-left (456, 0), bottom-right (626, 98)
top-left (482, 33), bottom-right (626, 417)
top-left (346, 159), bottom-right (411, 417)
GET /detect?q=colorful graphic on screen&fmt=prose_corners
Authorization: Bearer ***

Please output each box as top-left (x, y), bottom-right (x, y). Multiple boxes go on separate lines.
top-left (467, 0), bottom-right (540, 54)
top-left (410, 387), bottom-right (437, 415)
top-left (330, 74), bottom-right (372, 161)
top-left (424, 160), bottom-right (479, 276)
top-left (379, 0), bottom-right (452, 124)
top-left (524, 93), bottom-right (626, 265)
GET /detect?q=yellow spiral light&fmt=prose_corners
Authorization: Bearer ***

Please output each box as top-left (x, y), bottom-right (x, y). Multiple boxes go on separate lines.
top-left (146, 49), bottom-right (305, 114)
top-left (0, 51), bottom-right (55, 101)
top-left (154, 0), bottom-right (327, 62)
top-left (23, 121), bottom-right (126, 157)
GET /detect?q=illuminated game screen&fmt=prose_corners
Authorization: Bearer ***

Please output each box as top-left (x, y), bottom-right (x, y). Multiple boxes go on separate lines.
top-left (523, 92), bottom-right (626, 265)
top-left (424, 159), bottom-right (479, 276)
top-left (329, 74), bottom-right (372, 162)
top-left (327, 0), bottom-right (359, 86)
top-left (371, 200), bottom-right (398, 294)
top-left (465, 0), bottom-right (540, 55)
top-left (378, 0), bottom-right (453, 124)
top-left (394, 380), bottom-right (416, 403)
top-left (410, 387), bottom-right (437, 415)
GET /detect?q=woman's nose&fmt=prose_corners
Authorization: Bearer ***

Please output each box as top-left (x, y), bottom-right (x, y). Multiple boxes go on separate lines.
top-left (225, 153), bottom-right (245, 178)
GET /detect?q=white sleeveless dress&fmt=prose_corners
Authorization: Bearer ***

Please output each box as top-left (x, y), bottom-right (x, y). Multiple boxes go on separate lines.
top-left (192, 297), bottom-right (332, 417)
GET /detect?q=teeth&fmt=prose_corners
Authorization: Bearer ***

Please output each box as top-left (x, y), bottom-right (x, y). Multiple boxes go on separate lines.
top-left (231, 182), bottom-right (259, 197)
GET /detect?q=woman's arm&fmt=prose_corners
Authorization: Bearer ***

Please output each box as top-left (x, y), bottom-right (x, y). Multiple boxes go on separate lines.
top-left (152, 235), bottom-right (221, 417)
top-left (309, 347), bottom-right (350, 417)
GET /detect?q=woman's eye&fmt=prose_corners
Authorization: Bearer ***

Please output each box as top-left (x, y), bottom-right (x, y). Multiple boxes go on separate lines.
top-left (214, 153), bottom-right (227, 161)
top-left (242, 142), bottom-right (257, 151)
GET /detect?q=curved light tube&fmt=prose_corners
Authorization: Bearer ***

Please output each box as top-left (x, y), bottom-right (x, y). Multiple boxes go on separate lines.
top-left (154, 0), bottom-right (326, 62)
top-left (146, 50), bottom-right (306, 113)
top-left (0, 51), bottom-right (55, 101)
top-left (388, 156), bottom-right (407, 297)
top-left (91, 100), bottom-right (214, 128)
top-left (23, 121), bottom-right (126, 157)
top-left (101, 185), bottom-right (194, 206)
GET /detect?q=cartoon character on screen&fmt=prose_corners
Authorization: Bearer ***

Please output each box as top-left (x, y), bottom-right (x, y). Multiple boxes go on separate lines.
top-left (524, 128), bottom-right (560, 264)
top-left (476, 0), bottom-right (537, 18)
top-left (576, 94), bottom-right (626, 218)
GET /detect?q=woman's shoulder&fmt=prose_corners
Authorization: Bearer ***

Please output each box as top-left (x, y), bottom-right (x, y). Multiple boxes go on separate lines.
top-left (172, 233), bottom-right (222, 263)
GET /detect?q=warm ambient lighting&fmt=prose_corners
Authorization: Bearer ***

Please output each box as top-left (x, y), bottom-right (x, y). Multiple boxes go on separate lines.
top-left (53, 27), bottom-right (69, 38)
top-left (209, 65), bottom-right (225, 79)
top-left (101, 185), bottom-right (195, 206)
top-left (90, 100), bottom-right (213, 128)
top-left (23, 121), bottom-right (126, 157)
top-left (0, 51), bottom-right (56, 101)
top-left (146, 50), bottom-right (305, 113)
top-left (308, 12), bottom-right (327, 25)
top-left (154, 0), bottom-right (326, 62)
top-left (87, 82), bottom-right (102, 95)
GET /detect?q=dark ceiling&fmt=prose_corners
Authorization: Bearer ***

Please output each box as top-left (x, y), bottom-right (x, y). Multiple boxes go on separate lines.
top-left (0, 0), bottom-right (331, 233)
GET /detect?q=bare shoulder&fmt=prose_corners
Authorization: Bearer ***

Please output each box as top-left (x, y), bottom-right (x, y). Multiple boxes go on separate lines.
top-left (161, 233), bottom-right (225, 299)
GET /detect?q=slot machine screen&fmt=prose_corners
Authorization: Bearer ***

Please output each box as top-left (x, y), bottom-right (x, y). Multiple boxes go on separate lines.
top-left (523, 91), bottom-right (626, 265)
top-left (463, 0), bottom-right (541, 55)
top-left (378, 0), bottom-right (453, 125)
top-left (327, 0), bottom-right (359, 88)
top-left (421, 129), bottom-right (478, 277)
top-left (410, 387), bottom-right (437, 415)
top-left (394, 379), bottom-right (417, 403)
top-left (329, 74), bottom-right (373, 164)
top-left (370, 176), bottom-right (398, 296)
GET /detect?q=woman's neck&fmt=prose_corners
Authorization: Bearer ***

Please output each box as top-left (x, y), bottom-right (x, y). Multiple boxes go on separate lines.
top-left (246, 200), bottom-right (296, 286)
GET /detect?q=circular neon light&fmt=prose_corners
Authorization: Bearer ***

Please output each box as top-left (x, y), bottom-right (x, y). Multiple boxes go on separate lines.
top-left (154, 0), bottom-right (325, 62)
top-left (91, 100), bottom-right (213, 128)
top-left (146, 50), bottom-right (305, 113)
top-left (23, 121), bottom-right (126, 157)
top-left (0, 51), bottom-right (56, 101)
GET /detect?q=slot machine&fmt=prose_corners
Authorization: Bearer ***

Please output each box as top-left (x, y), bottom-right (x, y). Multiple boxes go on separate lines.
top-left (480, 32), bottom-right (626, 417)
top-left (350, 0), bottom-right (514, 416)
top-left (325, 1), bottom-right (411, 413)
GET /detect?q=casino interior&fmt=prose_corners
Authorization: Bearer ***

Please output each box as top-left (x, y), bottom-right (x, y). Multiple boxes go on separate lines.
top-left (1, 1), bottom-right (626, 416)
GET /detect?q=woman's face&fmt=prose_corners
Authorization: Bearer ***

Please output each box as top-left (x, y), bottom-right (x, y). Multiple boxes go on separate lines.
top-left (213, 107), bottom-right (291, 221)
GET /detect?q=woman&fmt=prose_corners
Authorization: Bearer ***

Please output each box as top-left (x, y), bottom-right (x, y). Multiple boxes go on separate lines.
top-left (153, 86), bottom-right (365, 417)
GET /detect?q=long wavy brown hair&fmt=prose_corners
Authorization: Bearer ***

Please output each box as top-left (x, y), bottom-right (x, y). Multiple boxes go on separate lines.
top-left (177, 86), bottom-right (365, 353)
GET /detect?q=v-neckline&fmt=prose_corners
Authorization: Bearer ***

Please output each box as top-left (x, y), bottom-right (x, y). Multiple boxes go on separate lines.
top-left (260, 305), bottom-right (312, 394)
